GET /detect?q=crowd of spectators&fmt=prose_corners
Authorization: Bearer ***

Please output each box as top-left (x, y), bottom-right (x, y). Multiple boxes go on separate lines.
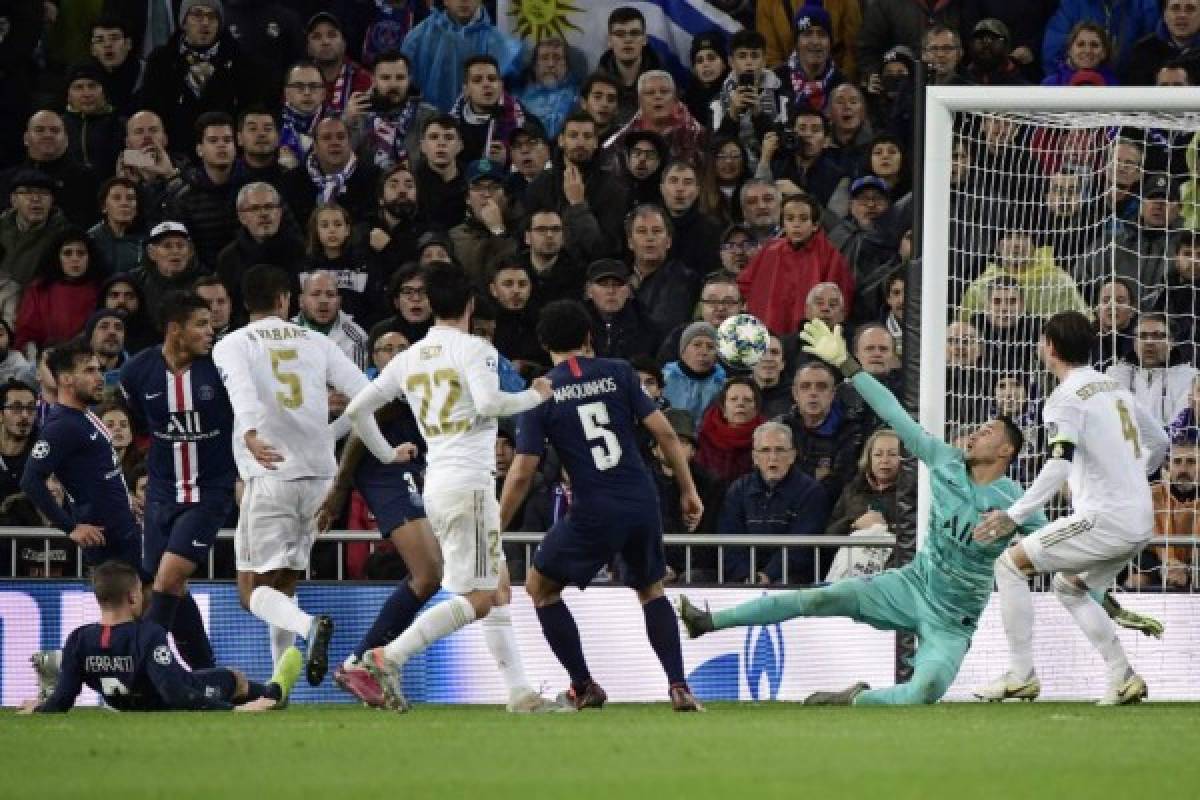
top-left (0, 0), bottom-right (1196, 589)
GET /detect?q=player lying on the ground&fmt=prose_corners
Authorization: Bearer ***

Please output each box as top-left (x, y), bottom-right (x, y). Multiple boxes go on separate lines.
top-left (973, 311), bottom-right (1169, 705)
top-left (499, 300), bottom-right (706, 711)
top-left (678, 319), bottom-right (1162, 706)
top-left (20, 560), bottom-right (301, 713)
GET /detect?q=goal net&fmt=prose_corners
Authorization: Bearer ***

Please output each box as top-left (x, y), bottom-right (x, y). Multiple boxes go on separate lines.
top-left (921, 89), bottom-right (1200, 698)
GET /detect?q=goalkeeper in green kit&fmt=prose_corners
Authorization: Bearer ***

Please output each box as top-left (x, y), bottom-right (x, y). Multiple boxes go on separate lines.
top-left (677, 320), bottom-right (1163, 705)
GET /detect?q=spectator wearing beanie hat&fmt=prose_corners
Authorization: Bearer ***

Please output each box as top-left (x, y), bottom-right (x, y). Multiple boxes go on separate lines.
top-left (683, 32), bottom-right (729, 127)
top-left (774, 5), bottom-right (845, 117)
top-left (62, 63), bottom-right (125, 179)
top-left (758, 0), bottom-right (861, 76)
top-left (662, 321), bottom-right (727, 426)
top-left (84, 308), bottom-right (129, 385)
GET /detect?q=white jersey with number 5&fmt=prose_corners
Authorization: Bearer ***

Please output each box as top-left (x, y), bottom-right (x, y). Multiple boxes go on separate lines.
top-left (214, 317), bottom-right (369, 480)
top-left (372, 326), bottom-right (543, 495)
top-left (1043, 366), bottom-right (1166, 534)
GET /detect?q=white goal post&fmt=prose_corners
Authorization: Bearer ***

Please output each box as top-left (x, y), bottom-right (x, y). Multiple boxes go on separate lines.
top-left (918, 87), bottom-right (1200, 549)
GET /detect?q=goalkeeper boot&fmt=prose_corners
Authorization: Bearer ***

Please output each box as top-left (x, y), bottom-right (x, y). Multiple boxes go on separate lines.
top-left (268, 646), bottom-right (303, 709)
top-left (334, 661), bottom-right (387, 709)
top-left (804, 682), bottom-right (869, 706)
top-left (973, 671), bottom-right (1040, 702)
top-left (1097, 669), bottom-right (1148, 706)
top-left (677, 595), bottom-right (714, 639)
top-left (304, 614), bottom-right (334, 687)
top-left (556, 679), bottom-right (607, 710)
top-left (1103, 593), bottom-right (1164, 639)
top-left (361, 648), bottom-right (411, 713)
top-left (669, 682), bottom-right (705, 712)
top-left (31, 650), bottom-right (61, 703)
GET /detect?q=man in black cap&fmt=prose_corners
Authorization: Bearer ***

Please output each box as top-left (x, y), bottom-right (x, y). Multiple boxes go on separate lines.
top-left (1, 111), bottom-right (100, 229)
top-left (305, 11), bottom-right (373, 116)
top-left (524, 110), bottom-right (629, 259)
top-left (965, 19), bottom-right (1029, 85)
top-left (450, 159), bottom-right (519, 286)
top-left (0, 170), bottom-right (69, 289)
top-left (140, 0), bottom-right (269, 152)
top-left (682, 32), bottom-right (728, 126)
top-left (86, 308), bottom-right (128, 385)
top-left (583, 259), bottom-right (659, 360)
top-left (63, 63), bottom-right (124, 180)
top-left (506, 125), bottom-right (551, 203)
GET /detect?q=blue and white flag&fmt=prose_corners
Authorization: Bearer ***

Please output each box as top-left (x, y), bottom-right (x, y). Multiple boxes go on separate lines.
top-left (498, 0), bottom-right (742, 77)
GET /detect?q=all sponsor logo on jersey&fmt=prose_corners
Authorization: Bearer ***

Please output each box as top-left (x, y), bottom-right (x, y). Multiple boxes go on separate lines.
top-left (166, 411), bottom-right (204, 436)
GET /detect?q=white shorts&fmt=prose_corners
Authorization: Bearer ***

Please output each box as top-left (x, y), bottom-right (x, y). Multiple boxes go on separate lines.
top-left (425, 488), bottom-right (504, 594)
top-left (1022, 512), bottom-right (1152, 590)
top-left (235, 476), bottom-right (332, 573)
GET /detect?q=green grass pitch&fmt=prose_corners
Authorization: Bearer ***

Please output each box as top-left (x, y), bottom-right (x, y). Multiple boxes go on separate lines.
top-left (5, 702), bottom-right (1197, 799)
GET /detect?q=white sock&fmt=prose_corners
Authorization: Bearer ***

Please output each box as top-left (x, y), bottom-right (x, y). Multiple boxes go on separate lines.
top-left (382, 595), bottom-right (476, 668)
top-left (1053, 574), bottom-right (1132, 685)
top-left (482, 605), bottom-right (533, 700)
top-left (995, 552), bottom-right (1036, 679)
top-left (270, 625), bottom-right (296, 665)
top-left (250, 586), bottom-right (314, 638)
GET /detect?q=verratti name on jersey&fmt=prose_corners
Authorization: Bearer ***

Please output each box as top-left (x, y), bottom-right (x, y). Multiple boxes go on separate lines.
top-left (551, 377), bottom-right (618, 404)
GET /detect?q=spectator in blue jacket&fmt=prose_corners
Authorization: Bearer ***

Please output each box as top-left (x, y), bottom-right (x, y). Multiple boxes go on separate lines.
top-left (1042, 0), bottom-right (1160, 79)
top-left (401, 0), bottom-right (525, 112)
top-left (720, 420), bottom-right (830, 585)
top-left (663, 321), bottom-right (727, 427)
top-left (518, 37), bottom-right (578, 139)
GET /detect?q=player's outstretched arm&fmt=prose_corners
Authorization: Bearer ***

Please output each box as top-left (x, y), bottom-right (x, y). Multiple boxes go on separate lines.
top-left (976, 453), bottom-right (1071, 543)
top-left (499, 454), bottom-right (540, 530)
top-left (346, 382), bottom-right (400, 464)
top-left (799, 320), bottom-right (957, 467)
top-left (644, 410), bottom-right (703, 530)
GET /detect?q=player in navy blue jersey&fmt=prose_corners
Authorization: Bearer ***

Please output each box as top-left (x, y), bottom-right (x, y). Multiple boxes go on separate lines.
top-left (22, 339), bottom-right (141, 573)
top-left (19, 560), bottom-right (301, 713)
top-left (119, 292), bottom-right (237, 670)
top-left (499, 300), bottom-right (707, 712)
top-left (318, 336), bottom-right (433, 706)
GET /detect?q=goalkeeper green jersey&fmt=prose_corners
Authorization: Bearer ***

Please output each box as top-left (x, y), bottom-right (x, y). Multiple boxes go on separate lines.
top-left (852, 372), bottom-right (1048, 626)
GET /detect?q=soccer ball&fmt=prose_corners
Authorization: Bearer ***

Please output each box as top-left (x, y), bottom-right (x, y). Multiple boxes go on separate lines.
top-left (716, 314), bottom-right (769, 369)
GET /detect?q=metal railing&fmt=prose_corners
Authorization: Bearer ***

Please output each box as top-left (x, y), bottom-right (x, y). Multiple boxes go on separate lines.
top-left (5, 527), bottom-right (1197, 591)
top-left (0, 527), bottom-right (896, 586)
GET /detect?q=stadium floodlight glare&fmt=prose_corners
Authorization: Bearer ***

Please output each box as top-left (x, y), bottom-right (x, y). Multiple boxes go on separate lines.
top-left (919, 87), bottom-right (1200, 547)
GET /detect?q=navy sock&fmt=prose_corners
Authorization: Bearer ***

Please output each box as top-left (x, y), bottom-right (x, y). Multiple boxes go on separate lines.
top-left (643, 595), bottom-right (685, 686)
top-left (354, 582), bottom-right (425, 659)
top-left (244, 679), bottom-right (282, 702)
top-left (171, 593), bottom-right (215, 669)
top-left (146, 590), bottom-right (180, 630)
top-left (535, 601), bottom-right (591, 689)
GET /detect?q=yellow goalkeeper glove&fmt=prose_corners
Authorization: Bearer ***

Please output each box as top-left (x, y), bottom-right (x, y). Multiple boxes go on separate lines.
top-left (799, 319), bottom-right (861, 377)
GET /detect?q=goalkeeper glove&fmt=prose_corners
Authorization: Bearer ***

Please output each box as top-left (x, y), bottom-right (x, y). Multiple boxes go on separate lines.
top-left (799, 320), bottom-right (861, 377)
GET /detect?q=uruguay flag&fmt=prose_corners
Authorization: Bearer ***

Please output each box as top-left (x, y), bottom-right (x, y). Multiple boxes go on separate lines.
top-left (498, 0), bottom-right (742, 79)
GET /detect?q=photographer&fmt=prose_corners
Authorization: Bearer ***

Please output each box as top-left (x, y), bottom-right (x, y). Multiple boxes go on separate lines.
top-left (865, 46), bottom-right (916, 146)
top-left (756, 109), bottom-right (849, 214)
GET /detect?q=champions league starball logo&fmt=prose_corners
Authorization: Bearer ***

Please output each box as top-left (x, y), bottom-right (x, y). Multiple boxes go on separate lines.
top-left (686, 623), bottom-right (785, 701)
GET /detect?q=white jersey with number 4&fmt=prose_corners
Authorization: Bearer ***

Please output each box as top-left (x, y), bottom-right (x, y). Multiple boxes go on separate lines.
top-left (1043, 366), bottom-right (1164, 534)
top-left (214, 317), bottom-right (369, 481)
top-left (373, 326), bottom-right (543, 495)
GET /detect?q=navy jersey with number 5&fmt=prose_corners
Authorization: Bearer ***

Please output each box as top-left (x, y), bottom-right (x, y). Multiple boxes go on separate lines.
top-left (36, 620), bottom-right (236, 712)
top-left (515, 357), bottom-right (658, 511)
top-left (119, 348), bottom-right (237, 504)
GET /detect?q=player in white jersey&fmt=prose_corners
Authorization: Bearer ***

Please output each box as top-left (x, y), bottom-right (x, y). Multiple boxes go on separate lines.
top-left (346, 261), bottom-right (558, 712)
top-left (213, 265), bottom-right (369, 687)
top-left (973, 311), bottom-right (1169, 705)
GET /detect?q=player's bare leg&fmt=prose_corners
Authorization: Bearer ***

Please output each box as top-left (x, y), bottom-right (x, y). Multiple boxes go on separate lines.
top-left (336, 519), bottom-right (443, 707)
top-left (636, 581), bottom-right (703, 711)
top-left (238, 568), bottom-right (334, 686)
top-left (527, 566), bottom-right (606, 710)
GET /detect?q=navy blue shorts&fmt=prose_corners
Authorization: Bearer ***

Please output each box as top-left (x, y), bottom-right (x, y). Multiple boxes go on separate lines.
top-left (359, 482), bottom-right (426, 536)
top-left (190, 667), bottom-right (239, 702)
top-left (82, 525), bottom-right (144, 578)
top-left (142, 489), bottom-right (235, 576)
top-left (533, 503), bottom-right (666, 590)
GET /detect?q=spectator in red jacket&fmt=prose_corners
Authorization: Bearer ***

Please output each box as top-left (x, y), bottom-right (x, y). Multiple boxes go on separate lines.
top-left (15, 229), bottom-right (104, 354)
top-left (737, 193), bottom-right (854, 336)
